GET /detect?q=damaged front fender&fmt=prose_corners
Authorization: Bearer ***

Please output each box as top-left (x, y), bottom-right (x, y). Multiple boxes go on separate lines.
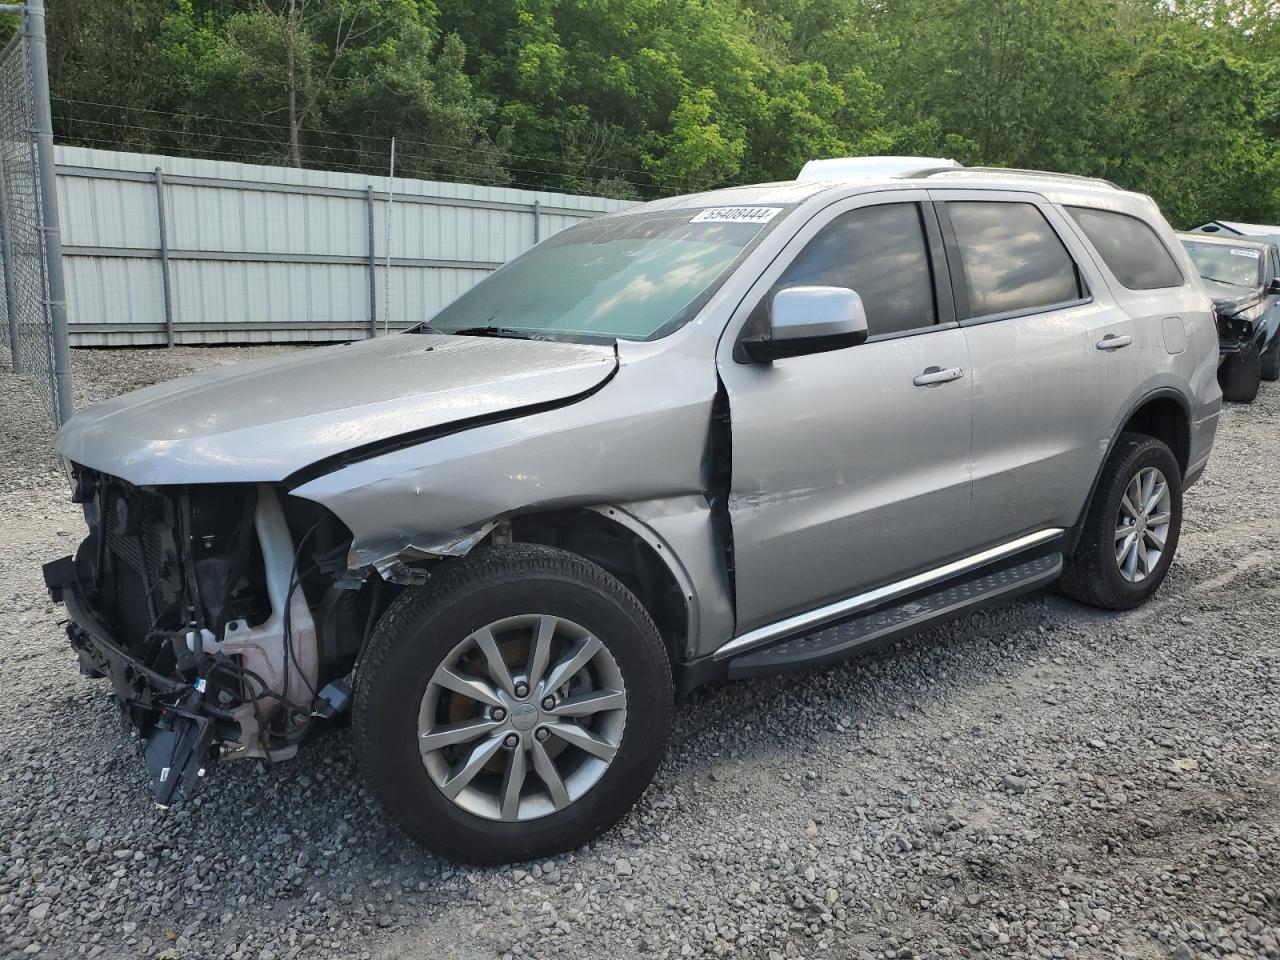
top-left (358, 523), bottom-right (499, 584)
top-left (288, 341), bottom-right (737, 656)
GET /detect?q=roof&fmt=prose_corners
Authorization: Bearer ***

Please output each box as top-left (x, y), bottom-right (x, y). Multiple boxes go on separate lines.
top-left (910, 166), bottom-right (1120, 190)
top-left (629, 179), bottom-right (838, 213)
top-left (796, 156), bottom-right (960, 181)
top-left (1178, 231), bottom-right (1272, 249)
top-left (610, 167), bottom-right (1144, 221)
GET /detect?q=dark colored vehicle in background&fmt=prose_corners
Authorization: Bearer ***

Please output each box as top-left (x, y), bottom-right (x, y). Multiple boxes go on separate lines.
top-left (1178, 232), bottom-right (1280, 403)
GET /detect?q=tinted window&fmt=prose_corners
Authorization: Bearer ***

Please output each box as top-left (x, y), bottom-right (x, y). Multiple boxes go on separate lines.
top-left (946, 201), bottom-right (1083, 318)
top-left (772, 202), bottom-right (936, 337)
top-left (1067, 206), bottom-right (1183, 290)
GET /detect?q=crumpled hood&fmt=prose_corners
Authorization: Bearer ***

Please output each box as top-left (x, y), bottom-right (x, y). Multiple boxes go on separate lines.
top-left (1202, 279), bottom-right (1263, 317)
top-left (56, 334), bottom-right (617, 485)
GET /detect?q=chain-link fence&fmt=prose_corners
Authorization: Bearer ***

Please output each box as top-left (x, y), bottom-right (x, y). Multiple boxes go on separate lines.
top-left (0, 14), bottom-right (69, 427)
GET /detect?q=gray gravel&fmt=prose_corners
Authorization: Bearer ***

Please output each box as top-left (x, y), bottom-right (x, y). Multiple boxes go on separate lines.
top-left (1, 347), bottom-right (1277, 960)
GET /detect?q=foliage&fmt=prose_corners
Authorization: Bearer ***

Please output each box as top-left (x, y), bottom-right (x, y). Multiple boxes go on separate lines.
top-left (11, 0), bottom-right (1280, 223)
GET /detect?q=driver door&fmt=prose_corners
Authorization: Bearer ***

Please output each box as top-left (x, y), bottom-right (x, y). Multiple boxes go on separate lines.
top-left (716, 193), bottom-right (976, 633)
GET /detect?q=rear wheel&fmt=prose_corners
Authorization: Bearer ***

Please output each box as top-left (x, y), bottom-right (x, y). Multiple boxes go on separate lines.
top-left (1061, 434), bottom-right (1182, 610)
top-left (1219, 345), bottom-right (1261, 402)
top-left (1261, 338), bottom-right (1280, 382)
top-left (354, 544), bottom-right (672, 865)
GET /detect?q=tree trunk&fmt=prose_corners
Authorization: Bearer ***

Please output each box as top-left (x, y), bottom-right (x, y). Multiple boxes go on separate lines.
top-left (286, 0), bottom-right (302, 168)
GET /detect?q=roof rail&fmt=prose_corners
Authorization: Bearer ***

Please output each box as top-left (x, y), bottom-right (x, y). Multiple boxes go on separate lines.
top-left (908, 166), bottom-right (1121, 190)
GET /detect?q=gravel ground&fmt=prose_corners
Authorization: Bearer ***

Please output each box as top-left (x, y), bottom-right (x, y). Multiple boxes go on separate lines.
top-left (1, 347), bottom-right (1277, 960)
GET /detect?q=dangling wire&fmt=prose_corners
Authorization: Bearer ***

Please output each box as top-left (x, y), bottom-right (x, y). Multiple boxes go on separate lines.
top-left (280, 519), bottom-right (325, 718)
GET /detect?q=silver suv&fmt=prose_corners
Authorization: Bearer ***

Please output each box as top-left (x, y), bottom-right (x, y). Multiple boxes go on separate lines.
top-left (44, 168), bottom-right (1221, 864)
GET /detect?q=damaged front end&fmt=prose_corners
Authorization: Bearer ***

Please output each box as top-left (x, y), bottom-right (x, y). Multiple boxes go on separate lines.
top-left (1210, 292), bottom-right (1262, 359)
top-left (43, 467), bottom-right (380, 805)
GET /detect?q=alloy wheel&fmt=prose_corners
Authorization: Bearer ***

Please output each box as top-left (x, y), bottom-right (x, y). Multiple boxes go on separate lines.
top-left (1114, 466), bottom-right (1172, 583)
top-left (416, 614), bottom-right (627, 822)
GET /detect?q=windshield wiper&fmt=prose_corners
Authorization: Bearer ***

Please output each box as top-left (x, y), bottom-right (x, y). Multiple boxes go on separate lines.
top-left (441, 325), bottom-right (553, 341)
top-left (1201, 275), bottom-right (1252, 288)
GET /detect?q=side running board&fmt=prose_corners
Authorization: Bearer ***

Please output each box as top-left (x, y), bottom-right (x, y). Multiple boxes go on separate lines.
top-left (727, 553), bottom-right (1062, 679)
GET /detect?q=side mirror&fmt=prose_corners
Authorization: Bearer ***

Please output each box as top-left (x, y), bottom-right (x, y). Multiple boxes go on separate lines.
top-left (1267, 277), bottom-right (1280, 295)
top-left (741, 286), bottom-right (869, 363)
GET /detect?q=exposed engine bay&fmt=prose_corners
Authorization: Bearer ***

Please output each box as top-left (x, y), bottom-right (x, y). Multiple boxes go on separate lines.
top-left (1210, 290), bottom-right (1264, 357)
top-left (42, 466), bottom-right (388, 805)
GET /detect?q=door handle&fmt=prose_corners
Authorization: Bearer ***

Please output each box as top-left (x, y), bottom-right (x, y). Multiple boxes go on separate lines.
top-left (1096, 334), bottom-right (1133, 351)
top-left (913, 366), bottom-right (965, 386)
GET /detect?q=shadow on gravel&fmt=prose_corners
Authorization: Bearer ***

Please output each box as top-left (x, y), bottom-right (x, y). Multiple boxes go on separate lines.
top-left (669, 587), bottom-right (1065, 760)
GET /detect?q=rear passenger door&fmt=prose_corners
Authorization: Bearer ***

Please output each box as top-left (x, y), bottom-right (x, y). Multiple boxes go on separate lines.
top-left (930, 191), bottom-right (1142, 547)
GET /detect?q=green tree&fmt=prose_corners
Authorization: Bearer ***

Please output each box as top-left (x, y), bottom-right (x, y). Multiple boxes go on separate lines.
top-left (156, 0), bottom-right (500, 180)
top-left (1113, 27), bottom-right (1275, 225)
top-left (16, 0), bottom-right (1280, 222)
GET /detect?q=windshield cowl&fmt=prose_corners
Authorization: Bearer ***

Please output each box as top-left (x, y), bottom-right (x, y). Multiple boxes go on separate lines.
top-left (448, 325), bottom-right (556, 342)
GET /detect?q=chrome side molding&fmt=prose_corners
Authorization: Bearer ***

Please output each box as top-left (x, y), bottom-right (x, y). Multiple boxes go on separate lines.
top-left (713, 528), bottom-right (1065, 660)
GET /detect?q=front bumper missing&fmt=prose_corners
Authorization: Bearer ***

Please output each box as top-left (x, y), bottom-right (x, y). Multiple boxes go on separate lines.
top-left (44, 556), bottom-right (217, 805)
top-left (1217, 312), bottom-right (1256, 359)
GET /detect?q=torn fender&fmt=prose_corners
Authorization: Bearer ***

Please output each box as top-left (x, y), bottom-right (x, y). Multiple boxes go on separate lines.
top-left (289, 344), bottom-right (737, 657)
top-left (363, 524), bottom-right (499, 584)
top-left (587, 498), bottom-right (736, 659)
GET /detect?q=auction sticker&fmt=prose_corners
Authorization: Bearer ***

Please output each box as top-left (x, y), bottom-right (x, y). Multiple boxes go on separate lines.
top-left (690, 206), bottom-right (782, 224)
top-left (1230, 248), bottom-right (1261, 258)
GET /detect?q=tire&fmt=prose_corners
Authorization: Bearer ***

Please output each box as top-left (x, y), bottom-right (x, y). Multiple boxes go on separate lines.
top-left (1060, 433), bottom-right (1182, 610)
top-left (353, 544), bottom-right (672, 865)
top-left (1262, 338), bottom-right (1280, 382)
top-left (1219, 344), bottom-right (1261, 403)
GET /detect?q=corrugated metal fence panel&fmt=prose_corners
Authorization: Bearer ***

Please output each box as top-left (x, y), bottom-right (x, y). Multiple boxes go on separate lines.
top-left (377, 202), bottom-right (534, 264)
top-left (53, 146), bottom-right (636, 345)
top-left (169, 260), bottom-right (368, 327)
top-left (378, 264), bottom-right (491, 335)
top-left (64, 254), bottom-right (164, 326)
top-left (57, 170), bottom-right (159, 249)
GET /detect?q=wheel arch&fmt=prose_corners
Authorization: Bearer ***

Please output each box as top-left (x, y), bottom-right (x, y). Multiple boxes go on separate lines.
top-left (506, 507), bottom-right (693, 669)
top-left (1068, 388), bottom-right (1190, 554)
top-left (1116, 390), bottom-right (1190, 476)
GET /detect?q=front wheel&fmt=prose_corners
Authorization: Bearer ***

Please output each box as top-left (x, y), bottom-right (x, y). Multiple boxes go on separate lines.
top-left (1061, 433), bottom-right (1183, 610)
top-left (1219, 345), bottom-right (1261, 403)
top-left (353, 544), bottom-right (672, 865)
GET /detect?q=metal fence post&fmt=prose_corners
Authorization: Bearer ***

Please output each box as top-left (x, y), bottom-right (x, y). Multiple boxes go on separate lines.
top-left (153, 167), bottom-right (175, 347)
top-left (532, 199), bottom-right (541, 244)
top-left (0, 151), bottom-right (20, 371)
top-left (25, 0), bottom-right (73, 423)
top-left (365, 184), bottom-right (377, 337)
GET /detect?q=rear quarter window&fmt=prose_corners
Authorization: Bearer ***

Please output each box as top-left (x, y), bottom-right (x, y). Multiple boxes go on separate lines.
top-left (1066, 206), bottom-right (1184, 290)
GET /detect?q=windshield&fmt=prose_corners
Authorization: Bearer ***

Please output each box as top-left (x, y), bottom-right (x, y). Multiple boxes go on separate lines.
top-left (1181, 239), bottom-right (1263, 288)
top-left (425, 206), bottom-right (788, 342)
